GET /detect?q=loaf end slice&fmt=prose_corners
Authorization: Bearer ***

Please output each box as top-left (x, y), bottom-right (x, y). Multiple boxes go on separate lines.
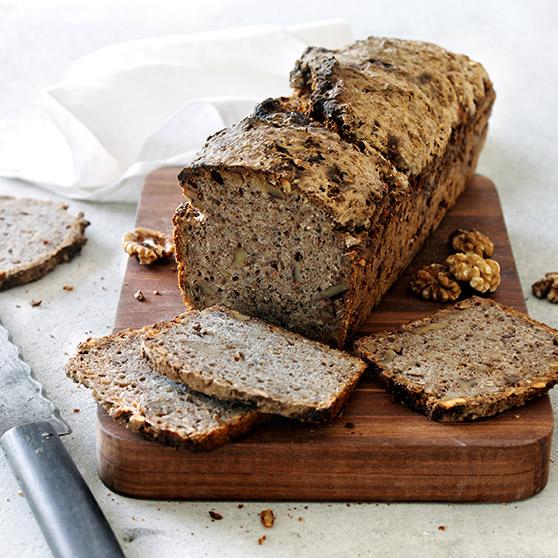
top-left (0, 196), bottom-right (89, 291)
top-left (142, 306), bottom-right (367, 423)
top-left (353, 297), bottom-right (558, 421)
top-left (66, 327), bottom-right (263, 450)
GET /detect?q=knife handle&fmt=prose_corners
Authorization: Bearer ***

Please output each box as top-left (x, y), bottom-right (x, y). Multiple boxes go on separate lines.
top-left (1, 421), bottom-right (124, 558)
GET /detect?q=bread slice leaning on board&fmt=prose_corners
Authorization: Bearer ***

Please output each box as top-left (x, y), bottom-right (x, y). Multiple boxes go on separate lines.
top-left (174, 36), bottom-right (496, 347)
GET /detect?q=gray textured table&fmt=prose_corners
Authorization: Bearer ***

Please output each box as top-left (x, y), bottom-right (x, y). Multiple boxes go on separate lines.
top-left (1, 1), bottom-right (557, 557)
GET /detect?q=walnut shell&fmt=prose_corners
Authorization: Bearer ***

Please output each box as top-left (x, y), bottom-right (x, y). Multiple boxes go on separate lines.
top-left (532, 272), bottom-right (558, 304)
top-left (122, 227), bottom-right (174, 265)
top-left (446, 252), bottom-right (501, 293)
top-left (409, 263), bottom-right (462, 302)
top-left (449, 229), bottom-right (494, 258)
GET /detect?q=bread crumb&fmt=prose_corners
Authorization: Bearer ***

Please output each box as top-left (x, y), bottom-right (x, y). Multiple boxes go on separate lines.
top-left (209, 511), bottom-right (223, 520)
top-left (298, 516), bottom-right (304, 522)
top-left (438, 525), bottom-right (447, 531)
top-left (17, 490), bottom-right (23, 497)
top-left (260, 509), bottom-right (275, 528)
top-left (30, 299), bottom-right (42, 307)
top-left (73, 408), bottom-right (80, 414)
top-left (258, 535), bottom-right (266, 545)
top-left (63, 284), bottom-right (74, 291)
top-left (134, 290), bottom-right (145, 302)
top-left (153, 290), bottom-right (161, 295)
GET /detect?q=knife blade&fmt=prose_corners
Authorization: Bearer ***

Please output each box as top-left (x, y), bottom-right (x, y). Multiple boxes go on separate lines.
top-left (0, 320), bottom-right (124, 558)
top-left (0, 321), bottom-right (69, 437)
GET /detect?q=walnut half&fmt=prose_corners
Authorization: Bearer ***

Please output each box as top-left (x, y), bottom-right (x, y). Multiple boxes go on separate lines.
top-left (409, 264), bottom-right (462, 302)
top-left (446, 253), bottom-right (501, 293)
top-left (532, 272), bottom-right (558, 303)
top-left (449, 229), bottom-right (494, 258)
top-left (122, 227), bottom-right (174, 265)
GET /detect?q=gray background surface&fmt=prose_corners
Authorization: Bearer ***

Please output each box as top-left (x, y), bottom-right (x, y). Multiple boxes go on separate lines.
top-left (1, 1), bottom-right (557, 556)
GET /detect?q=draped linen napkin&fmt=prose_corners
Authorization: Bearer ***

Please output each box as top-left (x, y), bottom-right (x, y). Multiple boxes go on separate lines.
top-left (0, 20), bottom-right (351, 202)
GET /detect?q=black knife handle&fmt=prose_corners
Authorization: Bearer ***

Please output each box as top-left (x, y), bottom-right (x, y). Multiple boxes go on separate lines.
top-left (1, 421), bottom-right (124, 558)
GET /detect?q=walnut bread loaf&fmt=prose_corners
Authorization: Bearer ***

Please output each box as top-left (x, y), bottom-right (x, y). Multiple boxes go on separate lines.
top-left (175, 37), bottom-right (495, 347)
top-left (66, 326), bottom-right (263, 450)
top-left (353, 297), bottom-right (558, 421)
top-left (142, 306), bottom-right (367, 423)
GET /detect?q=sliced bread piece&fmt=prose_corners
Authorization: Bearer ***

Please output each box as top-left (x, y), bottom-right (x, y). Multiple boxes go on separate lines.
top-left (66, 327), bottom-right (263, 450)
top-left (141, 306), bottom-right (367, 422)
top-left (0, 196), bottom-right (89, 291)
top-left (353, 297), bottom-right (558, 421)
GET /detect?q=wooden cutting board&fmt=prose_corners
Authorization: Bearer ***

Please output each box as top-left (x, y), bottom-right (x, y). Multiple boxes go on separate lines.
top-left (98, 169), bottom-right (553, 502)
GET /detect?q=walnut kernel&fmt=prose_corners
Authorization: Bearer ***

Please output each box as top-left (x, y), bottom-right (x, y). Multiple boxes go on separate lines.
top-left (260, 509), bottom-right (275, 528)
top-left (122, 227), bottom-right (174, 265)
top-left (409, 264), bottom-right (461, 302)
top-left (532, 272), bottom-right (558, 303)
top-left (446, 253), bottom-right (501, 293)
top-left (449, 229), bottom-right (494, 257)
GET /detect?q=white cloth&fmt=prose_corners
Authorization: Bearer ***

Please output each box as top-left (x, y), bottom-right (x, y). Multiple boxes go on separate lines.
top-left (0, 20), bottom-right (351, 202)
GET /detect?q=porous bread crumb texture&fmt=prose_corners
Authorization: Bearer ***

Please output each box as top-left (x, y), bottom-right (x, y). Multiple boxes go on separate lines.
top-left (354, 297), bottom-right (558, 421)
top-left (65, 328), bottom-right (262, 450)
top-left (175, 37), bottom-right (496, 347)
top-left (142, 306), bottom-right (366, 422)
top-left (0, 196), bottom-right (89, 291)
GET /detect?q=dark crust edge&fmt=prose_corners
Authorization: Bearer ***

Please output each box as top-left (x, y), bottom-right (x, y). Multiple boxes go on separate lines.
top-left (353, 296), bottom-right (558, 422)
top-left (65, 326), bottom-right (265, 452)
top-left (0, 201), bottom-right (89, 292)
top-left (141, 305), bottom-right (367, 423)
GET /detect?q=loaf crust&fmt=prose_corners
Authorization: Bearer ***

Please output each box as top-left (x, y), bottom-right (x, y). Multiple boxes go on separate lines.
top-left (353, 297), bottom-right (558, 421)
top-left (0, 196), bottom-right (89, 291)
top-left (175, 37), bottom-right (496, 347)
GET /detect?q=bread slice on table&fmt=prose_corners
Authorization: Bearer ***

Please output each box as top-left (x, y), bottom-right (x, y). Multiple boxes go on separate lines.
top-left (66, 327), bottom-right (263, 451)
top-left (353, 297), bottom-right (558, 422)
top-left (141, 306), bottom-right (367, 423)
top-left (0, 196), bottom-right (89, 291)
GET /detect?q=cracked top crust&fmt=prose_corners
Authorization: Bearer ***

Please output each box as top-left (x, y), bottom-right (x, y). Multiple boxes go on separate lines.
top-left (180, 100), bottom-right (409, 233)
top-left (179, 36), bottom-right (493, 232)
top-left (290, 37), bottom-right (492, 176)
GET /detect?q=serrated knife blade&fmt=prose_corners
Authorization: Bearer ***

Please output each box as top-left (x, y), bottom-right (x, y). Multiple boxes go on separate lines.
top-left (0, 318), bottom-right (124, 558)
top-left (0, 321), bottom-right (69, 436)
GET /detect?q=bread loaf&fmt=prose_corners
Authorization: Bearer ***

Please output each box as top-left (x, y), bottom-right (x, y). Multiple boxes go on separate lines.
top-left (174, 37), bottom-right (495, 347)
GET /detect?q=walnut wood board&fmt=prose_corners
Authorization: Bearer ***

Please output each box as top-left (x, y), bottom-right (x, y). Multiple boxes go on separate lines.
top-left (99, 169), bottom-right (553, 502)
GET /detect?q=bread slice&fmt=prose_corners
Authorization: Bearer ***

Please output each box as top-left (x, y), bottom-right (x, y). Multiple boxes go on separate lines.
top-left (0, 196), bottom-right (89, 291)
top-left (141, 306), bottom-right (367, 422)
top-left (66, 327), bottom-right (263, 450)
top-left (353, 297), bottom-right (558, 421)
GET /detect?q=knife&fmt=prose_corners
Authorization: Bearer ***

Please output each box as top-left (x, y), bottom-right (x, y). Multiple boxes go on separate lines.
top-left (0, 320), bottom-right (124, 558)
